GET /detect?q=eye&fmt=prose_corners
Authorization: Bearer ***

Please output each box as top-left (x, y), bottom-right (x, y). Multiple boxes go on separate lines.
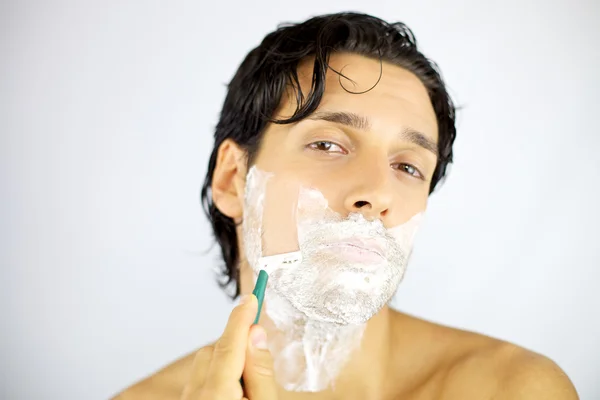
top-left (307, 141), bottom-right (346, 154)
top-left (393, 163), bottom-right (425, 180)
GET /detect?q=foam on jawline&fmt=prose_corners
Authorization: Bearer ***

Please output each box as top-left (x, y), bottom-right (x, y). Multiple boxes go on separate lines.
top-left (242, 166), bottom-right (422, 391)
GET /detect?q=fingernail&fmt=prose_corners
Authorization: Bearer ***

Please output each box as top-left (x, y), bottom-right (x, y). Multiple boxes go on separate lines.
top-left (251, 327), bottom-right (268, 350)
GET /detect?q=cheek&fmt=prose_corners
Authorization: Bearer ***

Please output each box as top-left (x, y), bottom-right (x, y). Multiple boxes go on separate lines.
top-left (387, 182), bottom-right (430, 221)
top-left (400, 192), bottom-right (428, 221)
top-left (253, 126), bottom-right (296, 170)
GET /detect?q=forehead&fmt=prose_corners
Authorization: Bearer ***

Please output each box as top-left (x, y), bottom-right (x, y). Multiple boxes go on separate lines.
top-left (286, 53), bottom-right (438, 142)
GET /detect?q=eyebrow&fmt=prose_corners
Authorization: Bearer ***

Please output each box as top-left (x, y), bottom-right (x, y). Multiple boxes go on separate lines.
top-left (307, 111), bottom-right (438, 157)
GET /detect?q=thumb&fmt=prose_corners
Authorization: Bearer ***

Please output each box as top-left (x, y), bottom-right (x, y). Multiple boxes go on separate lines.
top-left (242, 325), bottom-right (278, 399)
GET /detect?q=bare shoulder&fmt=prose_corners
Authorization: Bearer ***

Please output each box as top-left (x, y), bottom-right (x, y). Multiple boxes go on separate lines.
top-left (485, 343), bottom-right (578, 399)
top-left (392, 313), bottom-right (578, 399)
top-left (111, 351), bottom-right (196, 400)
top-left (442, 330), bottom-right (579, 399)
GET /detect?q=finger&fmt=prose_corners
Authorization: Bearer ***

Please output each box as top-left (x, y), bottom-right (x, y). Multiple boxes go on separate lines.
top-left (180, 346), bottom-right (214, 400)
top-left (194, 346), bottom-right (214, 389)
top-left (242, 325), bottom-right (278, 399)
top-left (204, 295), bottom-right (258, 387)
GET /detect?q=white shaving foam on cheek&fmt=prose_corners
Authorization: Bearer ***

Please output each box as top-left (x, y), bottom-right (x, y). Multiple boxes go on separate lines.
top-left (241, 166), bottom-right (271, 272)
top-left (242, 166), bottom-right (422, 392)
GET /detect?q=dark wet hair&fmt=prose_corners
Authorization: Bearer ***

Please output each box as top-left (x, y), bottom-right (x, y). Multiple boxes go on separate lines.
top-left (201, 12), bottom-right (457, 298)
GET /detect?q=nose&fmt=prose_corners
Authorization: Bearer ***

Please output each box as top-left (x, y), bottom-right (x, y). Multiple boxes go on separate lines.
top-left (343, 160), bottom-right (394, 221)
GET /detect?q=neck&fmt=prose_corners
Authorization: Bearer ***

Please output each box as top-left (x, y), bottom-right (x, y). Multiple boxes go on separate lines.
top-left (240, 265), bottom-right (396, 400)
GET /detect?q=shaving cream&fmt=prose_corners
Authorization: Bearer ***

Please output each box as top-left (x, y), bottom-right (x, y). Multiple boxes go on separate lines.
top-left (242, 166), bottom-right (421, 391)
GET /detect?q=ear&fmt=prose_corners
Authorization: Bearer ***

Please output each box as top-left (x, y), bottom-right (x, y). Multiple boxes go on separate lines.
top-left (211, 139), bottom-right (248, 222)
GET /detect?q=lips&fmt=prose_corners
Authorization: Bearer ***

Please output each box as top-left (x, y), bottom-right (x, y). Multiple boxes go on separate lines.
top-left (322, 237), bottom-right (386, 259)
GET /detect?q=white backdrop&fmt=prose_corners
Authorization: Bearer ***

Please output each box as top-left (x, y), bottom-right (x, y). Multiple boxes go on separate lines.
top-left (2, 1), bottom-right (599, 399)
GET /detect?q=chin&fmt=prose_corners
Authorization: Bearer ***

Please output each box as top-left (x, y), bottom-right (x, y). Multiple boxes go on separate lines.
top-left (296, 290), bottom-right (386, 325)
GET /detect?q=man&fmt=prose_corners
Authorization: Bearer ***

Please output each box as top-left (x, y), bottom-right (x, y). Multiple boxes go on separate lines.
top-left (116, 12), bottom-right (578, 400)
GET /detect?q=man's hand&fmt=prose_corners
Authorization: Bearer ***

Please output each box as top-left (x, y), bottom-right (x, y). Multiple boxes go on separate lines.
top-left (180, 295), bottom-right (279, 400)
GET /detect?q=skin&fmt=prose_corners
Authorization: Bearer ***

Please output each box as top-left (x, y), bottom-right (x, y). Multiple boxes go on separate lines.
top-left (114, 53), bottom-right (579, 400)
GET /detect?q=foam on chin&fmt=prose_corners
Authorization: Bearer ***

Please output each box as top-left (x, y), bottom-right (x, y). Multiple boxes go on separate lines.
top-left (242, 166), bottom-right (422, 391)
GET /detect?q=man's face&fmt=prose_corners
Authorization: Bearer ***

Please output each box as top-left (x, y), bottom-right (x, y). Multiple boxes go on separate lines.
top-left (252, 53), bottom-right (438, 228)
top-left (230, 53), bottom-right (439, 324)
top-left (210, 52), bottom-right (439, 316)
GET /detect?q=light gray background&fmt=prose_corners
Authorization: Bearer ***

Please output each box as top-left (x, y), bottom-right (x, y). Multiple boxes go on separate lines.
top-left (2, 1), bottom-right (599, 399)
